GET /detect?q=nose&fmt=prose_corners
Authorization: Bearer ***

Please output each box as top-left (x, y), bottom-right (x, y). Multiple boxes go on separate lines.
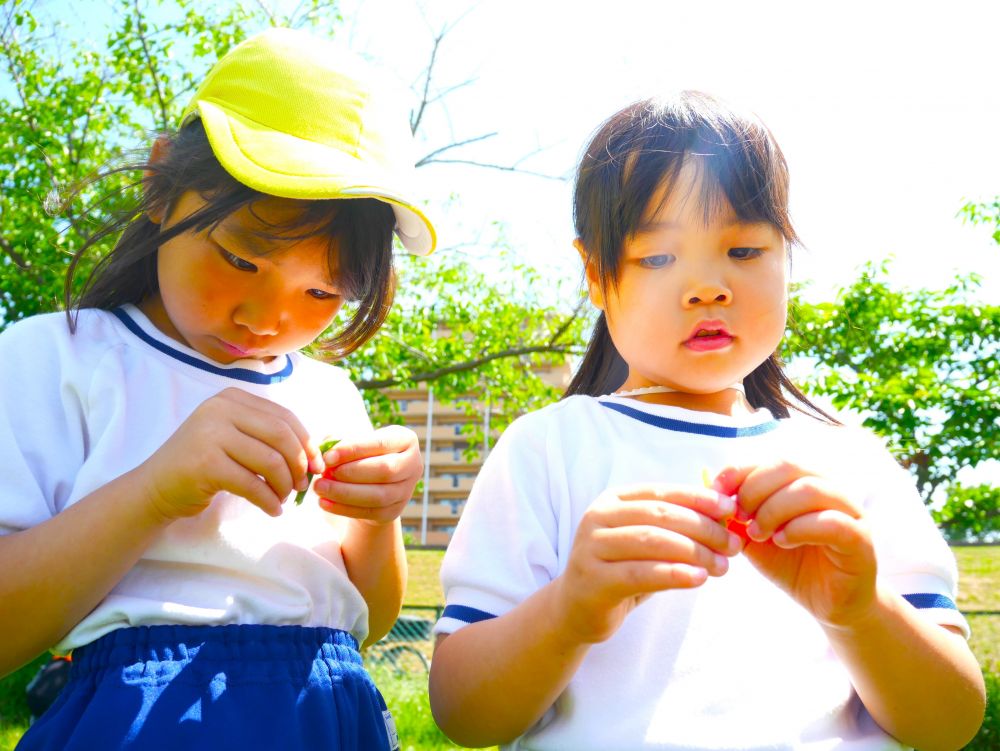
top-left (682, 280), bottom-right (732, 309)
top-left (233, 297), bottom-right (284, 336)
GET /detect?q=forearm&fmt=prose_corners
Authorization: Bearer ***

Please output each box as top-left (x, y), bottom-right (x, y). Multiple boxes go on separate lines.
top-left (824, 584), bottom-right (986, 750)
top-left (340, 518), bottom-right (406, 647)
top-left (429, 580), bottom-right (591, 748)
top-left (0, 465), bottom-right (171, 676)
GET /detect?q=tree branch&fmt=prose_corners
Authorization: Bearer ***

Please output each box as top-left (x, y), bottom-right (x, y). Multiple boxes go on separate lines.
top-left (356, 343), bottom-right (580, 390)
top-left (547, 296), bottom-right (588, 346)
top-left (410, 29), bottom-right (441, 135)
top-left (415, 132), bottom-right (497, 166)
top-left (133, 0), bottom-right (170, 130)
top-left (416, 158), bottom-right (567, 181)
top-left (0, 234), bottom-right (31, 269)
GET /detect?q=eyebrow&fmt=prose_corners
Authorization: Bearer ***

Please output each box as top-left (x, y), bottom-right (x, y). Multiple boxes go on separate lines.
top-left (634, 219), bottom-right (766, 235)
top-left (210, 226), bottom-right (339, 288)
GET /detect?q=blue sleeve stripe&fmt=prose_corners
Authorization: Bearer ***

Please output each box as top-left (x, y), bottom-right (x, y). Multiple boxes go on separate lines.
top-left (441, 604), bottom-right (497, 624)
top-left (903, 593), bottom-right (958, 610)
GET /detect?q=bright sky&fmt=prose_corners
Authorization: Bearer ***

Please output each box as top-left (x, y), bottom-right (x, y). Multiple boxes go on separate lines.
top-left (341, 0), bottom-right (1000, 303)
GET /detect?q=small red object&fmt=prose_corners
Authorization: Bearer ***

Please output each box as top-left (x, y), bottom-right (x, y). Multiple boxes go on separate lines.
top-left (727, 517), bottom-right (752, 545)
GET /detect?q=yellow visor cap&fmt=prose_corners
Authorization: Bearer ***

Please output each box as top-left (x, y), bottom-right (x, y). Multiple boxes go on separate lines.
top-left (181, 28), bottom-right (435, 255)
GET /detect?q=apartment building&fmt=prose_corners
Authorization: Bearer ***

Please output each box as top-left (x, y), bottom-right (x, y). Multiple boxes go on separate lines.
top-left (389, 361), bottom-right (572, 546)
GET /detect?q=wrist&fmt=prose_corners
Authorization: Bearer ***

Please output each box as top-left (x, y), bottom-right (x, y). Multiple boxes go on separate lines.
top-left (545, 576), bottom-right (606, 648)
top-left (125, 462), bottom-right (180, 529)
top-left (821, 583), bottom-right (892, 637)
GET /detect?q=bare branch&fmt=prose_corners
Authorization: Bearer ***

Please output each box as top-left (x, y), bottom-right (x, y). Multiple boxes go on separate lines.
top-left (425, 76), bottom-right (477, 105)
top-left (410, 29), bottom-right (442, 135)
top-left (356, 342), bottom-right (581, 390)
top-left (547, 296), bottom-right (588, 346)
top-left (0, 234), bottom-right (31, 270)
top-left (381, 331), bottom-right (437, 366)
top-left (132, 0), bottom-right (170, 130)
top-left (415, 132), bottom-right (497, 166)
top-left (417, 158), bottom-right (567, 181)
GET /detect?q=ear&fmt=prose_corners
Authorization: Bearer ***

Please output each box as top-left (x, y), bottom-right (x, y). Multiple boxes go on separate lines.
top-left (573, 238), bottom-right (604, 310)
top-left (144, 136), bottom-right (171, 225)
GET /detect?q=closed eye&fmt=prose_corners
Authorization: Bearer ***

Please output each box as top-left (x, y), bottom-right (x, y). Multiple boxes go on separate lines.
top-left (728, 247), bottom-right (764, 260)
top-left (220, 248), bottom-right (258, 272)
top-left (638, 254), bottom-right (675, 269)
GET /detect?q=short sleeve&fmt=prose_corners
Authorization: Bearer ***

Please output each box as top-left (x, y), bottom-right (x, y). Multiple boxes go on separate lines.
top-left (433, 412), bottom-right (561, 636)
top-left (0, 316), bottom-right (89, 533)
top-left (853, 430), bottom-right (969, 638)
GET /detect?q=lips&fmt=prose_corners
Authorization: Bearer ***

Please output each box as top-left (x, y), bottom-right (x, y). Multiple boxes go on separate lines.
top-left (684, 320), bottom-right (734, 351)
top-left (219, 338), bottom-right (265, 359)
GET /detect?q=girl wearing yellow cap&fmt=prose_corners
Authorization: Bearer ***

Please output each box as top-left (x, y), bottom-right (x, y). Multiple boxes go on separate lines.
top-left (1, 28), bottom-right (434, 751)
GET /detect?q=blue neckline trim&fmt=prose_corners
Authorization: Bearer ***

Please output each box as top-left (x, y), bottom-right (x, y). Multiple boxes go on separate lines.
top-left (600, 400), bottom-right (779, 438)
top-left (112, 308), bottom-right (293, 385)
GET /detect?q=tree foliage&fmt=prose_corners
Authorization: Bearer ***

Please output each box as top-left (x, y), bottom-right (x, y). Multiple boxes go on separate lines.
top-left (0, 0), bottom-right (586, 431)
top-left (960, 198), bottom-right (1000, 246)
top-left (785, 262), bottom-right (999, 538)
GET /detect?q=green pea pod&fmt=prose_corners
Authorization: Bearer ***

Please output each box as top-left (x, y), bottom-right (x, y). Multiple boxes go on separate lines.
top-left (294, 438), bottom-right (340, 505)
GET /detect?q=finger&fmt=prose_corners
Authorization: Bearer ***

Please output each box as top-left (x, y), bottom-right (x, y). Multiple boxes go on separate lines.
top-left (602, 560), bottom-right (710, 597)
top-left (591, 526), bottom-right (732, 575)
top-left (588, 502), bottom-right (741, 556)
top-left (322, 444), bottom-right (422, 485)
top-left (223, 434), bottom-right (297, 501)
top-left (316, 477), bottom-right (413, 510)
top-left (229, 411), bottom-right (313, 492)
top-left (217, 388), bottom-right (321, 474)
top-left (325, 425), bottom-right (418, 467)
top-left (318, 489), bottom-right (408, 524)
top-left (613, 484), bottom-right (736, 521)
top-left (747, 477), bottom-right (861, 542)
top-left (724, 461), bottom-right (818, 518)
top-left (217, 460), bottom-right (284, 517)
top-left (770, 510), bottom-right (870, 557)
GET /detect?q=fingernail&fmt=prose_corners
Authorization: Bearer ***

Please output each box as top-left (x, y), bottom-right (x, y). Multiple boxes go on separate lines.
top-left (717, 493), bottom-right (735, 516)
top-left (747, 521), bottom-right (766, 541)
top-left (714, 553), bottom-right (729, 572)
top-left (728, 531), bottom-right (744, 553)
top-left (309, 456), bottom-right (325, 474)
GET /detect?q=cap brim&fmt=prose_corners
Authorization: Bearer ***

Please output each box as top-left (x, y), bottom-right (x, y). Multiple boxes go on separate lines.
top-left (194, 101), bottom-right (436, 255)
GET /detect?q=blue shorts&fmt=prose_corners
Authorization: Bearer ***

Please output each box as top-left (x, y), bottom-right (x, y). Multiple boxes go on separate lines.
top-left (16, 624), bottom-right (398, 751)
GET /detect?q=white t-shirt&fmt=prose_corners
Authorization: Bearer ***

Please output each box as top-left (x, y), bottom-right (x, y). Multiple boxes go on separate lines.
top-left (435, 395), bottom-right (968, 751)
top-left (0, 305), bottom-right (374, 650)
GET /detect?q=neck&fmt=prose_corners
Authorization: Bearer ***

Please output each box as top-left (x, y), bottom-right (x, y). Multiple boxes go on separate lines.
top-left (612, 384), bottom-right (753, 417)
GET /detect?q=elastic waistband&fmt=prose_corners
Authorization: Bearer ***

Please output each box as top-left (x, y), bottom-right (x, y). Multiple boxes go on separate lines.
top-left (71, 624), bottom-right (361, 676)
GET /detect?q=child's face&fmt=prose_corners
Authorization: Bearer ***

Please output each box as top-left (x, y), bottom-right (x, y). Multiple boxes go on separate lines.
top-left (585, 160), bottom-right (788, 398)
top-left (141, 191), bottom-right (344, 364)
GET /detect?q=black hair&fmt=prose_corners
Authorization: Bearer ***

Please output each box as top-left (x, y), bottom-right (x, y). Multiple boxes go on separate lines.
top-left (65, 119), bottom-right (396, 359)
top-left (565, 92), bottom-right (835, 422)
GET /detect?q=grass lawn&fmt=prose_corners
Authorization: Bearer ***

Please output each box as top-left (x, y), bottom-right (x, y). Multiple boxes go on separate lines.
top-left (1, 545), bottom-right (997, 750)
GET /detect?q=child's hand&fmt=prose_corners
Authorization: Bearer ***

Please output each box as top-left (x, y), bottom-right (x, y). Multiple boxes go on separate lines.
top-left (554, 485), bottom-right (741, 644)
top-left (714, 463), bottom-right (877, 628)
top-left (138, 388), bottom-right (322, 520)
top-left (313, 425), bottom-right (422, 525)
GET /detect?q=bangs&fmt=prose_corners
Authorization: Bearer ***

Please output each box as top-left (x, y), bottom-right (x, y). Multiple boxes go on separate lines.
top-left (574, 92), bottom-right (799, 294)
top-left (176, 194), bottom-right (395, 303)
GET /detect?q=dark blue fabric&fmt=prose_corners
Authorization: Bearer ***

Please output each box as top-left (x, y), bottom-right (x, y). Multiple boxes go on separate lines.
top-left (16, 624), bottom-right (394, 751)
top-left (903, 593), bottom-right (958, 610)
top-left (112, 308), bottom-right (294, 384)
top-left (441, 604), bottom-right (496, 625)
top-left (600, 400), bottom-right (780, 437)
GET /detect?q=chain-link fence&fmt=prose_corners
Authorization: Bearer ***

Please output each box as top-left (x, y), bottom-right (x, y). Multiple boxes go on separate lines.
top-left (364, 605), bottom-right (441, 675)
